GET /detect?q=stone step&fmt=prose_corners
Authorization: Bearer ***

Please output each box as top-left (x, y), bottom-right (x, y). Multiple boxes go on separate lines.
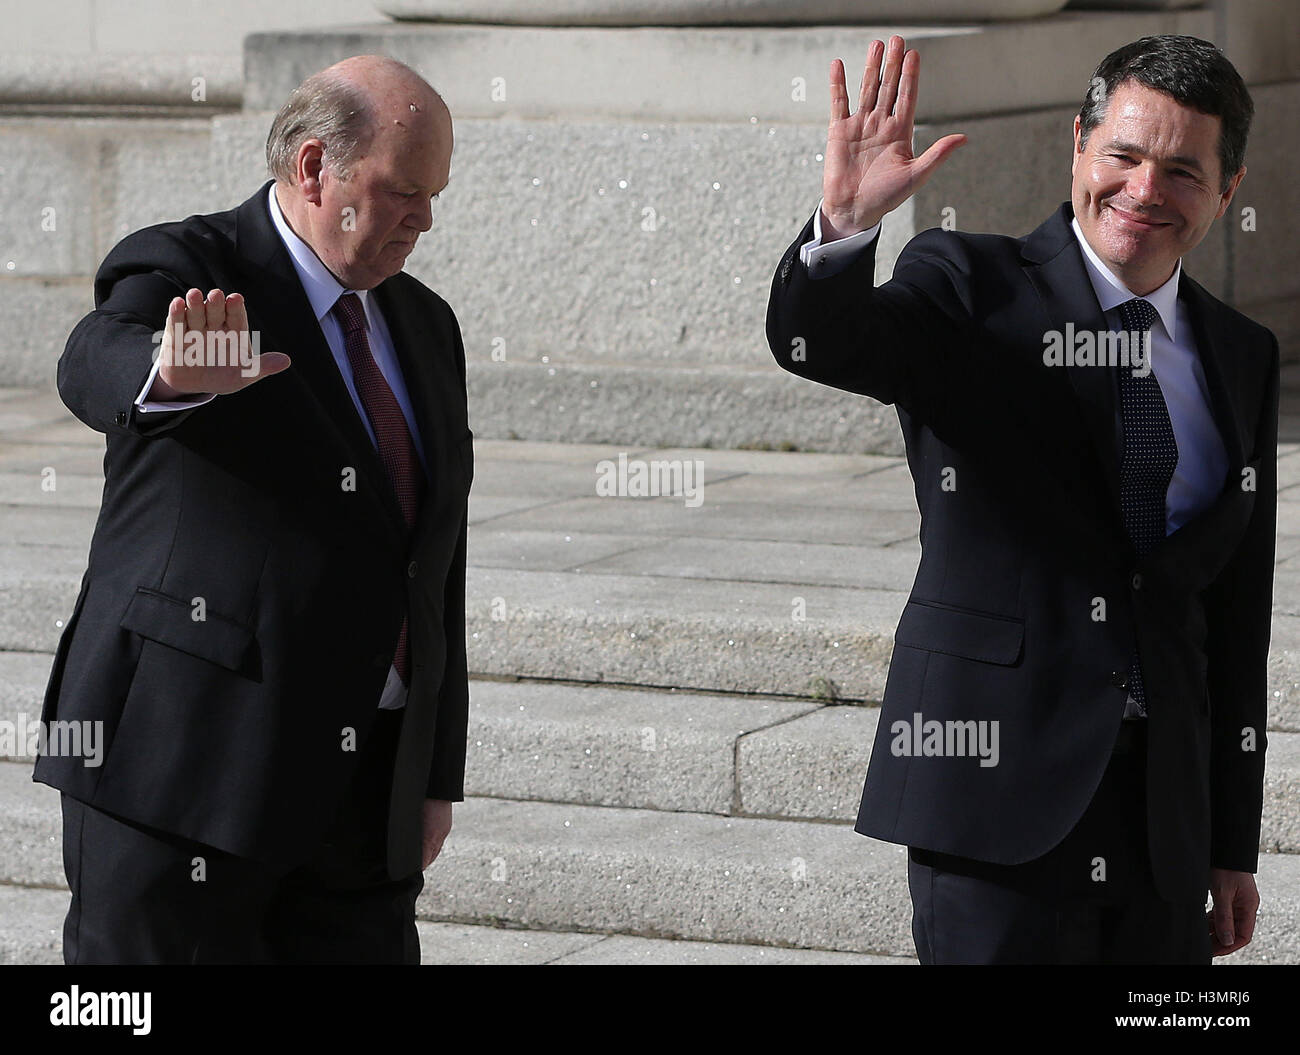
top-left (0, 883), bottom-right (912, 965)
top-left (3, 763), bottom-right (1298, 960)
top-left (6, 666), bottom-right (1300, 849)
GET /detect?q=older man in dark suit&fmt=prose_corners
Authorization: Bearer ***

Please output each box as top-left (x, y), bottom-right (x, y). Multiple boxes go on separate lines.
top-left (768, 34), bottom-right (1275, 963)
top-left (35, 55), bottom-right (472, 964)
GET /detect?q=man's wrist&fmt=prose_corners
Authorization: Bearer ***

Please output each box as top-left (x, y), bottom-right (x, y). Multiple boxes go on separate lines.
top-left (149, 372), bottom-right (204, 402)
top-left (820, 206), bottom-right (882, 244)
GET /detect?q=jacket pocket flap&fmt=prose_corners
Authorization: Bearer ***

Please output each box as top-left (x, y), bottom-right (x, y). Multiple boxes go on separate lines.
top-left (120, 587), bottom-right (254, 672)
top-left (894, 599), bottom-right (1024, 666)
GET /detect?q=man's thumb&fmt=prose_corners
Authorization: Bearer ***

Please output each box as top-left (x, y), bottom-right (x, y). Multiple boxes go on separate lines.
top-left (251, 351), bottom-right (292, 381)
top-left (914, 133), bottom-right (967, 181)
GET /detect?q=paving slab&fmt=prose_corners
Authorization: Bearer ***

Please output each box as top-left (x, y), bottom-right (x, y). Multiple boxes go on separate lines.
top-left (1228, 853), bottom-right (1300, 964)
top-left (0, 652), bottom-right (57, 763)
top-left (702, 467), bottom-right (919, 512)
top-left (0, 471), bottom-right (103, 508)
top-left (1268, 615), bottom-right (1300, 732)
top-left (546, 934), bottom-right (914, 965)
top-left (472, 440), bottom-right (658, 464)
top-left (1263, 732), bottom-right (1300, 854)
top-left (468, 528), bottom-right (657, 573)
top-left (471, 457), bottom-right (645, 500)
top-left (0, 442), bottom-right (105, 476)
top-left (0, 396), bottom-right (75, 433)
top-left (0, 885), bottom-right (65, 965)
top-left (573, 535), bottom-right (920, 590)
top-left (481, 495), bottom-right (922, 547)
top-left (0, 761), bottom-right (63, 888)
top-left (0, 558), bottom-right (83, 653)
top-left (417, 921), bottom-right (605, 965)
top-left (2, 418), bottom-right (101, 448)
top-left (1, 504), bottom-right (98, 549)
top-left (640, 448), bottom-right (897, 477)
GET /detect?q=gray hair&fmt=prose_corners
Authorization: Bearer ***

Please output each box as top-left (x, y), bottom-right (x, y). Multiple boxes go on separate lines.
top-left (265, 72), bottom-right (374, 184)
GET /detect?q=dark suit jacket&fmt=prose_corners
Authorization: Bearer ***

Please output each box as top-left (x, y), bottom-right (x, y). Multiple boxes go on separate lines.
top-left (767, 201), bottom-right (1278, 904)
top-left (34, 180), bottom-right (473, 880)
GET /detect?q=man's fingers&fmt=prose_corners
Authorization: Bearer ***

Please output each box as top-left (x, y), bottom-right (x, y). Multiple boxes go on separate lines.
top-left (1235, 888), bottom-right (1259, 944)
top-left (1212, 898), bottom-right (1235, 947)
top-left (184, 287), bottom-right (206, 334)
top-left (225, 291), bottom-right (249, 334)
top-left (829, 58), bottom-right (850, 122)
top-left (856, 38), bottom-right (885, 115)
top-left (164, 295), bottom-right (184, 343)
top-left (894, 47), bottom-right (922, 132)
top-left (1236, 905), bottom-right (1256, 945)
top-left (876, 34), bottom-right (905, 118)
top-left (205, 288), bottom-right (226, 331)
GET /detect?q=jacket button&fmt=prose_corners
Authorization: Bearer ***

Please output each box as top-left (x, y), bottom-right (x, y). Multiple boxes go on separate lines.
top-left (1110, 670), bottom-right (1128, 689)
top-left (1131, 572), bottom-right (1142, 590)
top-left (114, 410), bottom-right (128, 426)
top-left (407, 560), bottom-right (418, 579)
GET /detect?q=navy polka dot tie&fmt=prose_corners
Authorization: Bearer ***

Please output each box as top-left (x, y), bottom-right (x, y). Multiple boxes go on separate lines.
top-left (1116, 296), bottom-right (1177, 716)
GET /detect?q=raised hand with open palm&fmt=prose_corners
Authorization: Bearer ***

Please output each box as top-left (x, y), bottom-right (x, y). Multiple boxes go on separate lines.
top-left (821, 35), bottom-right (967, 241)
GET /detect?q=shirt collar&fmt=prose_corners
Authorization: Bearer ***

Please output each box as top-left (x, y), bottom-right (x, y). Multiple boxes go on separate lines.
top-left (1070, 215), bottom-right (1179, 342)
top-left (267, 183), bottom-right (370, 329)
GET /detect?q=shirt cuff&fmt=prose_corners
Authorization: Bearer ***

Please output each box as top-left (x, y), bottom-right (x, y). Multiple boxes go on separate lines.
top-left (798, 199), bottom-right (882, 280)
top-left (134, 357), bottom-right (217, 413)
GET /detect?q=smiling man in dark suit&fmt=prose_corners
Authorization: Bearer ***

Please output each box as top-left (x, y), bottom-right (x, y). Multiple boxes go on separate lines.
top-left (768, 34), bottom-right (1276, 963)
top-left (35, 55), bottom-right (473, 964)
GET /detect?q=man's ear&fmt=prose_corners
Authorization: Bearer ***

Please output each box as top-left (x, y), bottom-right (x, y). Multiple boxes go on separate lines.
top-left (1215, 165), bottom-right (1246, 221)
top-left (1071, 115), bottom-right (1083, 177)
top-left (296, 140), bottom-right (327, 205)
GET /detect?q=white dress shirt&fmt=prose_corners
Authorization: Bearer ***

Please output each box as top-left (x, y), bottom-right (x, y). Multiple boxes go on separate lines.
top-left (135, 184), bottom-right (429, 709)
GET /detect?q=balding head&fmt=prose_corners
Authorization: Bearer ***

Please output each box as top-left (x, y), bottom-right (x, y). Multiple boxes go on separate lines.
top-left (266, 55), bottom-right (449, 184)
top-left (265, 55), bottom-right (454, 289)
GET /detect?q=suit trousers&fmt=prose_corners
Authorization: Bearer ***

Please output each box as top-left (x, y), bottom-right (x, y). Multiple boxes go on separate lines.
top-left (907, 720), bottom-right (1212, 964)
top-left (60, 707), bottom-right (423, 964)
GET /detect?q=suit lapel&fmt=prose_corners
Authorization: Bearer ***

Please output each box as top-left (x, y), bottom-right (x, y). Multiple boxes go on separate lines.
top-left (1179, 275), bottom-right (1248, 471)
top-left (1021, 204), bottom-right (1127, 541)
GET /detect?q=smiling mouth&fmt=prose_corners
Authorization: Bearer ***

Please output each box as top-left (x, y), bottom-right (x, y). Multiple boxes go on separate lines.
top-left (1107, 204), bottom-right (1169, 230)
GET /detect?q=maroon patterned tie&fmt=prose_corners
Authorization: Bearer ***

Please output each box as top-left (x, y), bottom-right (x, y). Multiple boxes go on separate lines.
top-left (332, 292), bottom-right (423, 683)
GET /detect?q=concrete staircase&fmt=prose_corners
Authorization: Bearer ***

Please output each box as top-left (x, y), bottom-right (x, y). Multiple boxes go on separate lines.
top-left (3, 387), bottom-right (1300, 964)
